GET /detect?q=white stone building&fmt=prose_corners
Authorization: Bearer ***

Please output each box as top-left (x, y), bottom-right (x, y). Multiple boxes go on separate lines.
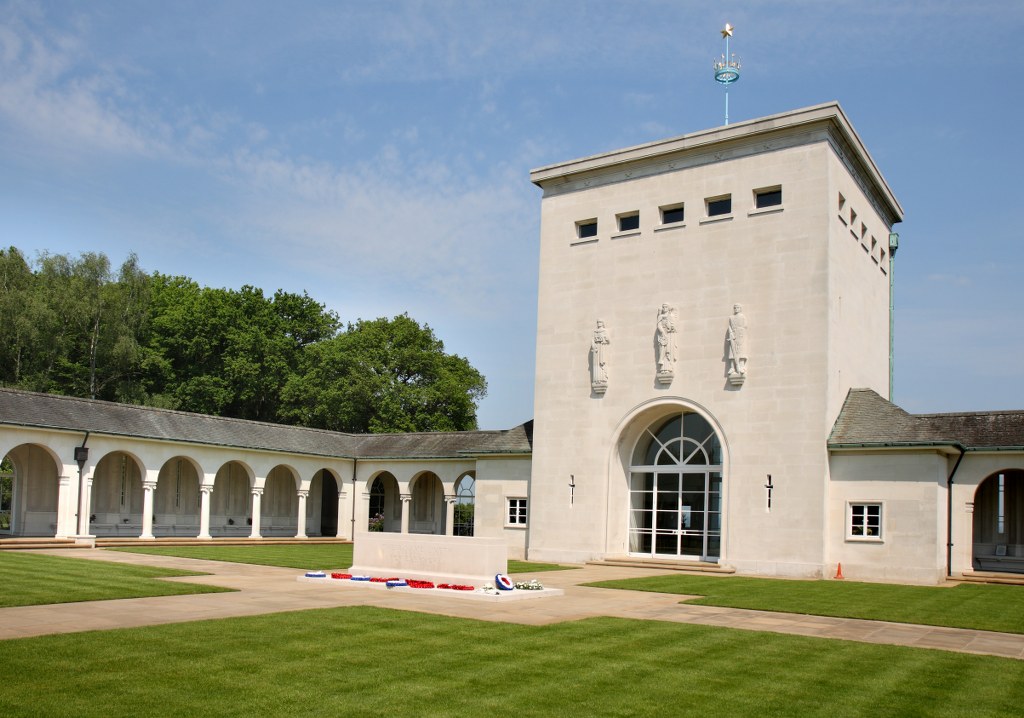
top-left (1, 102), bottom-right (1021, 583)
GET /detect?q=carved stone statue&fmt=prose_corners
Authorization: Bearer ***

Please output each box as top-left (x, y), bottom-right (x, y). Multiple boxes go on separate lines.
top-left (590, 320), bottom-right (610, 394)
top-left (727, 303), bottom-right (748, 385)
top-left (655, 304), bottom-right (677, 384)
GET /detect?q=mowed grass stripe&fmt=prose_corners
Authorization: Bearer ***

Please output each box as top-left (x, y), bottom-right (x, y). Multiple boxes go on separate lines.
top-left (0, 552), bottom-right (230, 607)
top-left (586, 574), bottom-right (1024, 634)
top-left (1, 607), bottom-right (1022, 717)
top-left (107, 544), bottom-right (573, 574)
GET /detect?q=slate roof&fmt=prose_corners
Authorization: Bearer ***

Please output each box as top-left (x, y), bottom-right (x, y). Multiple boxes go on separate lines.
top-left (829, 388), bottom-right (1024, 450)
top-left (0, 388), bottom-right (532, 460)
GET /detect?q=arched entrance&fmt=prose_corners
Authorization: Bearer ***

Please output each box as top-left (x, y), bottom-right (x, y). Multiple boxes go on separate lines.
top-left (90, 452), bottom-right (144, 536)
top-left (973, 470), bottom-right (1024, 572)
top-left (1, 444), bottom-right (60, 537)
top-left (410, 472), bottom-right (443, 534)
top-left (315, 469), bottom-right (339, 537)
top-left (628, 412), bottom-right (723, 561)
top-left (154, 457), bottom-right (201, 537)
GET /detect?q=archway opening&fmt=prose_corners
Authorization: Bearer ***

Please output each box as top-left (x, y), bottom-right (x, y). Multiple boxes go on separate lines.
top-left (91, 452), bottom-right (144, 536)
top-left (410, 472), bottom-right (443, 535)
top-left (154, 457), bottom-right (201, 537)
top-left (211, 461), bottom-right (251, 536)
top-left (973, 469), bottom-right (1024, 573)
top-left (628, 412), bottom-right (723, 561)
top-left (318, 470), bottom-right (339, 537)
top-left (1, 445), bottom-right (60, 537)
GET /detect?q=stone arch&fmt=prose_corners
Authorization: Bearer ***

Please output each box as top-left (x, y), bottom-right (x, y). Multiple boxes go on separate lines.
top-left (2, 442), bottom-right (62, 537)
top-left (210, 460), bottom-right (254, 536)
top-left (310, 468), bottom-right (340, 537)
top-left (90, 450), bottom-right (146, 536)
top-left (261, 465), bottom-right (300, 536)
top-left (153, 456), bottom-right (203, 537)
top-left (608, 398), bottom-right (729, 562)
top-left (409, 471), bottom-right (444, 535)
top-left (454, 471), bottom-right (476, 537)
top-left (973, 469), bottom-right (1024, 573)
top-left (367, 471), bottom-right (400, 533)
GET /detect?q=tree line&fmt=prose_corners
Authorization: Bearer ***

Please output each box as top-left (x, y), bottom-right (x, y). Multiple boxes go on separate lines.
top-left (0, 246), bottom-right (486, 433)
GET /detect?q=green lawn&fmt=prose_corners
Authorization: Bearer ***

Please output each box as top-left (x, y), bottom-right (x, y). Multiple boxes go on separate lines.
top-left (1, 606), bottom-right (1022, 717)
top-left (107, 544), bottom-right (572, 575)
top-left (0, 552), bottom-right (230, 607)
top-left (586, 573), bottom-right (1024, 634)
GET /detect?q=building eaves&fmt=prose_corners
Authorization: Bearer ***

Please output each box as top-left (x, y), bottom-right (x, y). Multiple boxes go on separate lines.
top-left (0, 388), bottom-right (534, 461)
top-left (829, 388), bottom-right (1024, 451)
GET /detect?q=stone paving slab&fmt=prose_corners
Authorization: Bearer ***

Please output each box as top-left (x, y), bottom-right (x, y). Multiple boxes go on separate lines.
top-left (1, 548), bottom-right (1023, 660)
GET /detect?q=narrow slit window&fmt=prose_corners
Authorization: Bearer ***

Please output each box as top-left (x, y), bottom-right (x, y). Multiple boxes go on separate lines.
top-left (617, 212), bottom-right (640, 232)
top-left (754, 187), bottom-right (782, 209)
top-left (660, 204), bottom-right (685, 224)
top-left (576, 220), bottom-right (598, 239)
top-left (706, 195), bottom-right (732, 217)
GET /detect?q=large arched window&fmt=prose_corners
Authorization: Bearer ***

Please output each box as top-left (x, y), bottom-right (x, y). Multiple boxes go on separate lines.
top-left (629, 412), bottom-right (722, 561)
top-left (454, 473), bottom-right (475, 537)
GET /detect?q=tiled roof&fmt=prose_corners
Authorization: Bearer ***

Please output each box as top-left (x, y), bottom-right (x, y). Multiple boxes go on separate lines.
top-left (0, 388), bottom-right (532, 459)
top-left (829, 389), bottom-right (1024, 450)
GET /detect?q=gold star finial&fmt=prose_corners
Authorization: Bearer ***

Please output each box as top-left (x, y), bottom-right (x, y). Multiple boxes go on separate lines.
top-left (721, 23), bottom-right (734, 38)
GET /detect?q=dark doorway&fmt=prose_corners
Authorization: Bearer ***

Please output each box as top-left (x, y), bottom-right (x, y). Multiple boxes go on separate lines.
top-left (319, 470), bottom-right (339, 537)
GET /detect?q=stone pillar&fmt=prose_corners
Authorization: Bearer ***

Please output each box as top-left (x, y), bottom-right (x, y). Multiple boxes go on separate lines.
top-left (961, 501), bottom-right (975, 575)
top-left (361, 492), bottom-right (372, 533)
top-left (249, 487), bottom-right (264, 539)
top-left (75, 471), bottom-right (91, 536)
top-left (141, 476), bottom-right (158, 539)
top-left (445, 494), bottom-right (457, 536)
top-left (77, 475), bottom-right (95, 537)
top-left (400, 494), bottom-right (411, 534)
top-left (336, 490), bottom-right (349, 540)
top-left (296, 489), bottom-right (309, 539)
top-left (55, 475), bottom-right (72, 538)
top-left (198, 485), bottom-right (213, 539)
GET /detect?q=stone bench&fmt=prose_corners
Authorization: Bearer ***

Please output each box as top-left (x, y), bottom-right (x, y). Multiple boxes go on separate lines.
top-left (976, 554), bottom-right (1024, 573)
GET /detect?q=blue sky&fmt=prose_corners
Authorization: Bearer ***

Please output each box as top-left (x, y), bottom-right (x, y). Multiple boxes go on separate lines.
top-left (0, 1), bottom-right (1021, 428)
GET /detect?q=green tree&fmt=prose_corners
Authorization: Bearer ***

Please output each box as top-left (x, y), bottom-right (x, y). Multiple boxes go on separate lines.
top-left (0, 247), bottom-right (43, 386)
top-left (281, 314), bottom-right (486, 433)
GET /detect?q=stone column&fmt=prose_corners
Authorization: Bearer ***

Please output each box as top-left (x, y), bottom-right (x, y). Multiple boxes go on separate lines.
top-left (249, 487), bottom-right (264, 538)
top-left (336, 490), bottom-right (348, 540)
top-left (77, 476), bottom-right (95, 537)
top-left (445, 494), bottom-right (457, 536)
top-left (198, 485), bottom-right (213, 539)
top-left (361, 492), bottom-right (372, 533)
top-left (961, 500), bottom-right (975, 575)
top-left (296, 489), bottom-right (309, 539)
top-left (141, 476), bottom-right (158, 539)
top-left (55, 474), bottom-right (72, 538)
top-left (400, 494), bottom-right (411, 534)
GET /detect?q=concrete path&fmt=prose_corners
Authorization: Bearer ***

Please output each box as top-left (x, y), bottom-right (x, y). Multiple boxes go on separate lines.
top-left (2, 548), bottom-right (1023, 661)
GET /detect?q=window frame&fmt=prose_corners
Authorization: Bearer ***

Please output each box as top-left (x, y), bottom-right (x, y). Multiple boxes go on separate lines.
top-left (506, 497), bottom-right (528, 527)
top-left (847, 502), bottom-right (883, 542)
top-left (575, 219), bottom-right (598, 241)
top-left (753, 186), bottom-right (782, 210)
top-left (616, 211), bottom-right (640, 233)
top-left (705, 194), bottom-right (732, 218)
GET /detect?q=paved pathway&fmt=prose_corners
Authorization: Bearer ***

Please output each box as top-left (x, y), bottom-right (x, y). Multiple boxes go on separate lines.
top-left (2, 549), bottom-right (1023, 660)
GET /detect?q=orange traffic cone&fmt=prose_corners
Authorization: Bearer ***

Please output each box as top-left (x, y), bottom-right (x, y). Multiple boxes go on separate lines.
top-left (834, 562), bottom-right (844, 580)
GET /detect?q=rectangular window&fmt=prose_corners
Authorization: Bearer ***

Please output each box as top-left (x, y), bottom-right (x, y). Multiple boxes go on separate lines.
top-left (507, 498), bottom-right (528, 526)
top-left (849, 503), bottom-right (882, 539)
top-left (576, 219), bottom-right (598, 239)
top-left (754, 187), bottom-right (782, 209)
top-left (660, 204), bottom-right (685, 224)
top-left (617, 212), bottom-right (640, 232)
top-left (706, 195), bottom-right (732, 217)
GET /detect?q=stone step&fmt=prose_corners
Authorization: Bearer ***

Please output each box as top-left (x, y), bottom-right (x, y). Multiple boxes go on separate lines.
top-left (587, 557), bottom-right (735, 574)
top-left (0, 538), bottom-right (82, 551)
top-left (956, 571), bottom-right (1024, 586)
